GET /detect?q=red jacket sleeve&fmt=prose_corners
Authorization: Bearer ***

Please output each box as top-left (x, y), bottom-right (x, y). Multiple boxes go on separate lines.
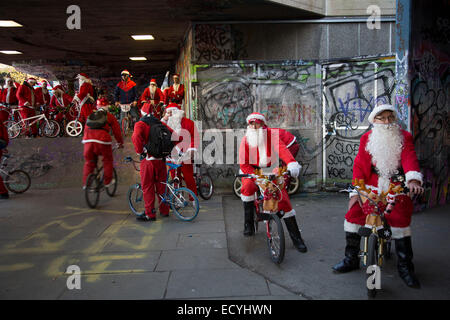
top-left (400, 130), bottom-right (423, 184)
top-left (132, 121), bottom-right (149, 154)
top-left (270, 128), bottom-right (296, 165)
top-left (107, 113), bottom-right (124, 145)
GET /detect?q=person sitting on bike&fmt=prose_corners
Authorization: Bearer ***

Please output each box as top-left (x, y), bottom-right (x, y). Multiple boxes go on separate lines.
top-left (81, 98), bottom-right (124, 190)
top-left (0, 120), bottom-right (9, 199)
top-left (131, 110), bottom-right (177, 222)
top-left (114, 70), bottom-right (139, 126)
top-left (16, 77), bottom-right (39, 138)
top-left (162, 103), bottom-right (199, 197)
top-left (239, 112), bottom-right (307, 252)
top-left (73, 73), bottom-right (96, 125)
top-left (139, 79), bottom-right (165, 119)
top-left (49, 85), bottom-right (74, 124)
top-left (332, 104), bottom-right (424, 289)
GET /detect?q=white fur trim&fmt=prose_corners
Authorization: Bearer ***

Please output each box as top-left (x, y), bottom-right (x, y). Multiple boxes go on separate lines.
top-left (241, 194), bottom-right (256, 202)
top-left (390, 226), bottom-right (411, 239)
top-left (246, 113), bottom-right (266, 124)
top-left (405, 171), bottom-right (423, 185)
top-left (283, 209), bottom-right (296, 219)
top-left (81, 139), bottom-right (112, 145)
top-left (186, 148), bottom-right (197, 152)
top-left (141, 110), bottom-right (148, 116)
top-left (344, 220), bottom-right (362, 233)
top-left (286, 136), bottom-right (296, 148)
top-left (368, 104), bottom-right (398, 123)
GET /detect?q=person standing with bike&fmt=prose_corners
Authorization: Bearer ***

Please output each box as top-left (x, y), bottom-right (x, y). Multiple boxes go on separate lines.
top-left (82, 99), bottom-right (123, 190)
top-left (1, 77), bottom-right (19, 123)
top-left (239, 112), bottom-right (307, 252)
top-left (73, 73), bottom-right (96, 125)
top-left (16, 77), bottom-right (38, 138)
top-left (332, 104), bottom-right (424, 289)
top-left (114, 70), bottom-right (139, 127)
top-left (131, 112), bottom-right (176, 221)
top-left (0, 120), bottom-right (9, 199)
top-left (49, 85), bottom-right (74, 124)
top-left (164, 73), bottom-right (184, 106)
top-left (162, 103), bottom-right (199, 198)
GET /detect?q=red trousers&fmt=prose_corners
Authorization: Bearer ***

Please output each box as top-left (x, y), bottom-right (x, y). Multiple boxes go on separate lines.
top-left (83, 143), bottom-right (114, 186)
top-left (140, 159), bottom-right (170, 217)
top-left (170, 163), bottom-right (198, 196)
top-left (79, 104), bottom-right (95, 124)
top-left (19, 107), bottom-right (37, 136)
top-left (0, 150), bottom-right (7, 194)
top-left (0, 109), bottom-right (9, 123)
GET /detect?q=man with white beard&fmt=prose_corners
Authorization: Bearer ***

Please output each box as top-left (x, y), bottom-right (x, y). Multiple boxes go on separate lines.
top-left (332, 104), bottom-right (424, 289)
top-left (238, 112), bottom-right (307, 252)
top-left (34, 80), bottom-right (50, 113)
top-left (72, 73), bottom-right (95, 125)
top-left (162, 103), bottom-right (199, 197)
top-left (0, 78), bottom-right (19, 123)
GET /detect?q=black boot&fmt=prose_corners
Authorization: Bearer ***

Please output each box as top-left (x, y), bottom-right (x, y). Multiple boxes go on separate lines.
top-left (283, 216), bottom-right (307, 253)
top-left (243, 201), bottom-right (255, 237)
top-left (395, 237), bottom-right (420, 288)
top-left (332, 232), bottom-right (361, 273)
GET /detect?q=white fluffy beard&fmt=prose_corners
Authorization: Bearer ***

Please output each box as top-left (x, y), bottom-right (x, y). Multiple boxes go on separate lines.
top-left (149, 85), bottom-right (156, 96)
top-left (366, 123), bottom-right (403, 192)
top-left (167, 109), bottom-right (184, 133)
top-left (246, 127), bottom-right (269, 166)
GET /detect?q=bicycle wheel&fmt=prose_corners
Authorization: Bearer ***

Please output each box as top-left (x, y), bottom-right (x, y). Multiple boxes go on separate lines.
top-left (367, 233), bottom-right (379, 298)
top-left (4, 120), bottom-right (21, 139)
top-left (85, 173), bottom-right (100, 208)
top-left (233, 176), bottom-right (242, 199)
top-left (66, 120), bottom-right (83, 137)
top-left (198, 174), bottom-right (214, 200)
top-left (42, 120), bottom-right (61, 138)
top-left (127, 183), bottom-right (145, 216)
top-left (4, 170), bottom-right (31, 194)
top-left (266, 214), bottom-right (285, 264)
top-left (121, 117), bottom-right (129, 137)
top-left (287, 176), bottom-right (300, 195)
top-left (170, 187), bottom-right (199, 221)
top-left (105, 168), bottom-right (118, 197)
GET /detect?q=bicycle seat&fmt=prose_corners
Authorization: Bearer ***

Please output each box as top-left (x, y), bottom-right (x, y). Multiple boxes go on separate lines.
top-left (167, 162), bottom-right (182, 170)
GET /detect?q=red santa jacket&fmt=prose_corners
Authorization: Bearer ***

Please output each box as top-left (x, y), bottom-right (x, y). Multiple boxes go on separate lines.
top-left (276, 128), bottom-right (296, 147)
top-left (49, 93), bottom-right (73, 111)
top-left (82, 112), bottom-right (123, 146)
top-left (74, 82), bottom-right (94, 105)
top-left (132, 118), bottom-right (175, 159)
top-left (352, 129), bottom-right (423, 191)
top-left (164, 84), bottom-right (185, 105)
top-left (239, 128), bottom-right (296, 174)
top-left (16, 82), bottom-right (35, 108)
top-left (1, 86), bottom-right (18, 105)
top-left (34, 87), bottom-right (50, 106)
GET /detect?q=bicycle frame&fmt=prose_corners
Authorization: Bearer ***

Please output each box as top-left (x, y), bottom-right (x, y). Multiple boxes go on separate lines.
top-left (159, 162), bottom-right (183, 204)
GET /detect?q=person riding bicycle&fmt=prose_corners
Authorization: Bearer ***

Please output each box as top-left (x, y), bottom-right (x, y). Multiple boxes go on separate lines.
top-left (332, 104), bottom-right (424, 289)
top-left (72, 73), bottom-right (96, 125)
top-left (131, 111), bottom-right (177, 221)
top-left (140, 79), bottom-right (165, 119)
top-left (114, 70), bottom-right (139, 127)
top-left (16, 77), bottom-right (38, 138)
top-left (49, 85), bottom-right (74, 123)
top-left (238, 112), bottom-right (307, 252)
top-left (0, 120), bottom-right (9, 199)
top-left (82, 98), bottom-right (124, 190)
top-left (162, 103), bottom-right (199, 197)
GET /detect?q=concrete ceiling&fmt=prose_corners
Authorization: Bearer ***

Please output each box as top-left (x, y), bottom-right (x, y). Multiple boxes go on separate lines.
top-left (0, 0), bottom-right (321, 81)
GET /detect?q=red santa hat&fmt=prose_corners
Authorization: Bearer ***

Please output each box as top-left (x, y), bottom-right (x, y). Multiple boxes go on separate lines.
top-left (76, 73), bottom-right (89, 79)
top-left (121, 70), bottom-right (130, 75)
top-left (150, 79), bottom-right (157, 85)
top-left (368, 104), bottom-right (398, 124)
top-left (165, 102), bottom-right (181, 113)
top-left (173, 73), bottom-right (180, 78)
top-left (52, 85), bottom-right (63, 92)
top-left (96, 97), bottom-right (109, 108)
top-left (27, 77), bottom-right (37, 82)
top-left (246, 112), bottom-right (267, 125)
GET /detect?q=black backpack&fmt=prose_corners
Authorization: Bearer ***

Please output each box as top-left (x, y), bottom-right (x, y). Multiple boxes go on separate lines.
top-left (140, 115), bottom-right (175, 158)
top-left (86, 110), bottom-right (107, 129)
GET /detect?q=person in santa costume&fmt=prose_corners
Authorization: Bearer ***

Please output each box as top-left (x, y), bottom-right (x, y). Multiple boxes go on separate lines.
top-left (0, 120), bottom-right (9, 199)
top-left (49, 85), bottom-right (74, 123)
top-left (0, 77), bottom-right (19, 123)
top-left (162, 103), bottom-right (199, 197)
top-left (82, 98), bottom-right (123, 189)
top-left (164, 73), bottom-right (185, 106)
top-left (34, 80), bottom-right (50, 114)
top-left (114, 70), bottom-right (139, 124)
top-left (239, 112), bottom-right (307, 252)
top-left (332, 104), bottom-right (424, 288)
top-left (16, 77), bottom-right (38, 137)
top-left (131, 110), bottom-right (176, 221)
top-left (140, 79), bottom-right (165, 119)
top-left (73, 73), bottom-right (95, 124)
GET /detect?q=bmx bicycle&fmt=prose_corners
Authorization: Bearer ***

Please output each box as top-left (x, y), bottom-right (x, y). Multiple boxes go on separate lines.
top-left (0, 153), bottom-right (31, 194)
top-left (84, 146), bottom-right (119, 208)
top-left (4, 107), bottom-right (60, 138)
top-left (235, 168), bottom-right (293, 264)
top-left (336, 178), bottom-right (410, 298)
top-left (125, 155), bottom-right (200, 221)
